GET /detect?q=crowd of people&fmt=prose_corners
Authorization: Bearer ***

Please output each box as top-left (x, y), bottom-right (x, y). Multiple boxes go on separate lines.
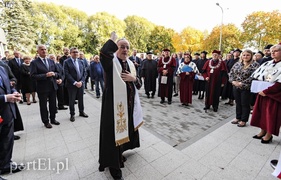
top-left (1, 37), bottom-right (281, 179)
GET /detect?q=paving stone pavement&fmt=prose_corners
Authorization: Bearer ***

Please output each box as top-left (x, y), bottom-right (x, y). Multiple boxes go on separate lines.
top-left (89, 86), bottom-right (236, 150)
top-left (2, 86), bottom-right (281, 180)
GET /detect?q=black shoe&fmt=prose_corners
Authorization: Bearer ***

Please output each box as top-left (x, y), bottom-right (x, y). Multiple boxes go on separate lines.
top-left (96, 95), bottom-right (100, 98)
top-left (44, 123), bottom-right (52, 128)
top-left (160, 100), bottom-right (165, 104)
top-left (203, 107), bottom-right (210, 110)
top-left (173, 93), bottom-right (178, 97)
top-left (270, 159), bottom-right (278, 170)
top-left (213, 108), bottom-right (218, 112)
top-left (147, 95), bottom-right (150, 98)
top-left (261, 136), bottom-right (273, 144)
top-left (14, 135), bottom-right (20, 140)
top-left (70, 116), bottom-right (75, 122)
top-left (79, 112), bottom-right (88, 118)
top-left (19, 100), bottom-right (23, 104)
top-left (253, 134), bottom-right (266, 139)
top-left (51, 120), bottom-right (60, 125)
top-left (168, 101), bottom-right (172, 105)
top-left (58, 106), bottom-right (68, 110)
top-left (0, 164), bottom-right (25, 175)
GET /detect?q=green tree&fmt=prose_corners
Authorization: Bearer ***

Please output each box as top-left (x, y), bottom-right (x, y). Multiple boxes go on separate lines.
top-left (88, 12), bottom-right (126, 51)
top-left (203, 24), bottom-right (242, 55)
top-left (124, 15), bottom-right (155, 52)
top-left (29, 2), bottom-right (88, 54)
top-left (241, 10), bottom-right (281, 50)
top-left (0, 0), bottom-right (36, 53)
top-left (147, 26), bottom-right (175, 55)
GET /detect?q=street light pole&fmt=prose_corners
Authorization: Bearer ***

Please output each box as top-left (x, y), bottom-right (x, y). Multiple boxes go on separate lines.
top-left (216, 3), bottom-right (223, 51)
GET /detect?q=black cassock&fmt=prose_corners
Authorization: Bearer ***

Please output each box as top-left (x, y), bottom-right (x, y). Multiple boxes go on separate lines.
top-left (99, 39), bottom-right (142, 171)
top-left (196, 58), bottom-right (208, 91)
top-left (141, 59), bottom-right (158, 94)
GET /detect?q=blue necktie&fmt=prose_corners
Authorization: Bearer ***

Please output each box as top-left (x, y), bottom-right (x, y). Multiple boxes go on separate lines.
top-left (74, 59), bottom-right (80, 80)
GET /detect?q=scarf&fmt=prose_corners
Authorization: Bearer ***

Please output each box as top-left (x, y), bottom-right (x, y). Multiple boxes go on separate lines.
top-left (112, 54), bottom-right (143, 146)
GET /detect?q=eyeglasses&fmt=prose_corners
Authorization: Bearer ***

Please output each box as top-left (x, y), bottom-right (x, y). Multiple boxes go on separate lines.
top-left (119, 46), bottom-right (130, 50)
top-left (71, 51), bottom-right (79, 53)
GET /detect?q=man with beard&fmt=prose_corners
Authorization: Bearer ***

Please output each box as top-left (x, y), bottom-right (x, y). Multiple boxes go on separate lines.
top-left (257, 44), bottom-right (273, 65)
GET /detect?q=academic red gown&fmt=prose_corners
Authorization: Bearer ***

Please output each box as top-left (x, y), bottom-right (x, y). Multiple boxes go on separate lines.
top-left (250, 82), bottom-right (281, 136)
top-left (202, 59), bottom-right (227, 108)
top-left (157, 56), bottom-right (176, 98)
top-left (179, 64), bottom-right (195, 104)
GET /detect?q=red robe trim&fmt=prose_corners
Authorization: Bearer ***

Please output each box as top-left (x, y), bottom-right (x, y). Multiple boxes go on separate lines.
top-left (250, 82), bottom-right (281, 136)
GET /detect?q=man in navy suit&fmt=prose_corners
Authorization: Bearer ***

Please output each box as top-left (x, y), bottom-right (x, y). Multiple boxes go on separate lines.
top-left (63, 47), bottom-right (88, 122)
top-left (8, 50), bottom-right (24, 103)
top-left (30, 45), bottom-right (60, 128)
top-left (0, 66), bottom-right (23, 178)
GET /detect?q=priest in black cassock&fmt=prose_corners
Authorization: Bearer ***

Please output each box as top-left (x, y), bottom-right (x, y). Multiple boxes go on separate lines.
top-left (141, 52), bottom-right (158, 98)
top-left (196, 51), bottom-right (208, 99)
top-left (98, 32), bottom-right (143, 180)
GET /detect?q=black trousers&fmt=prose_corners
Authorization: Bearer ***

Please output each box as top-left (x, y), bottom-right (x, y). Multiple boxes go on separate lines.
top-left (67, 86), bottom-right (84, 116)
top-left (37, 90), bottom-right (57, 124)
top-left (57, 85), bottom-right (64, 107)
top-left (233, 87), bottom-right (251, 122)
top-left (0, 120), bottom-right (14, 172)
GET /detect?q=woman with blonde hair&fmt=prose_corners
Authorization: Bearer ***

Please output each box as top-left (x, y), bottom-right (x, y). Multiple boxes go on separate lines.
top-left (20, 55), bottom-right (37, 105)
top-left (229, 49), bottom-right (260, 127)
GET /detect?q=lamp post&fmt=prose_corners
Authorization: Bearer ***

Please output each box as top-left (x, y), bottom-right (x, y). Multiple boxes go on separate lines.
top-left (216, 3), bottom-right (223, 51)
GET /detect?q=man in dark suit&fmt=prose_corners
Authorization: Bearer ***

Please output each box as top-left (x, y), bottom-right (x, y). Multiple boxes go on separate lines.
top-left (0, 66), bottom-right (23, 178)
top-left (0, 61), bottom-right (23, 140)
top-left (78, 52), bottom-right (90, 89)
top-left (1, 50), bottom-right (10, 64)
top-left (30, 45), bottom-right (60, 128)
top-left (63, 47), bottom-right (88, 122)
top-left (49, 54), bottom-right (67, 110)
top-left (8, 50), bottom-right (24, 103)
top-left (129, 49), bottom-right (141, 76)
top-left (59, 47), bottom-right (70, 105)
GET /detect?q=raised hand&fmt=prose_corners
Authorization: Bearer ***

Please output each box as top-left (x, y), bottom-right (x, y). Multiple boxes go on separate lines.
top-left (110, 31), bottom-right (118, 42)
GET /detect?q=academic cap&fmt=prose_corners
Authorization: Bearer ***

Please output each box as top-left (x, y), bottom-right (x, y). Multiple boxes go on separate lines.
top-left (256, 51), bottom-right (264, 57)
top-left (264, 44), bottom-right (273, 50)
top-left (163, 48), bottom-right (170, 52)
top-left (212, 50), bottom-right (221, 55)
top-left (233, 48), bottom-right (242, 53)
top-left (201, 51), bottom-right (208, 55)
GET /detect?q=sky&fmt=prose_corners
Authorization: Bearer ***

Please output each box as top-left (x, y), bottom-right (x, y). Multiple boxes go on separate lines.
top-left (34, 0), bottom-right (281, 33)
